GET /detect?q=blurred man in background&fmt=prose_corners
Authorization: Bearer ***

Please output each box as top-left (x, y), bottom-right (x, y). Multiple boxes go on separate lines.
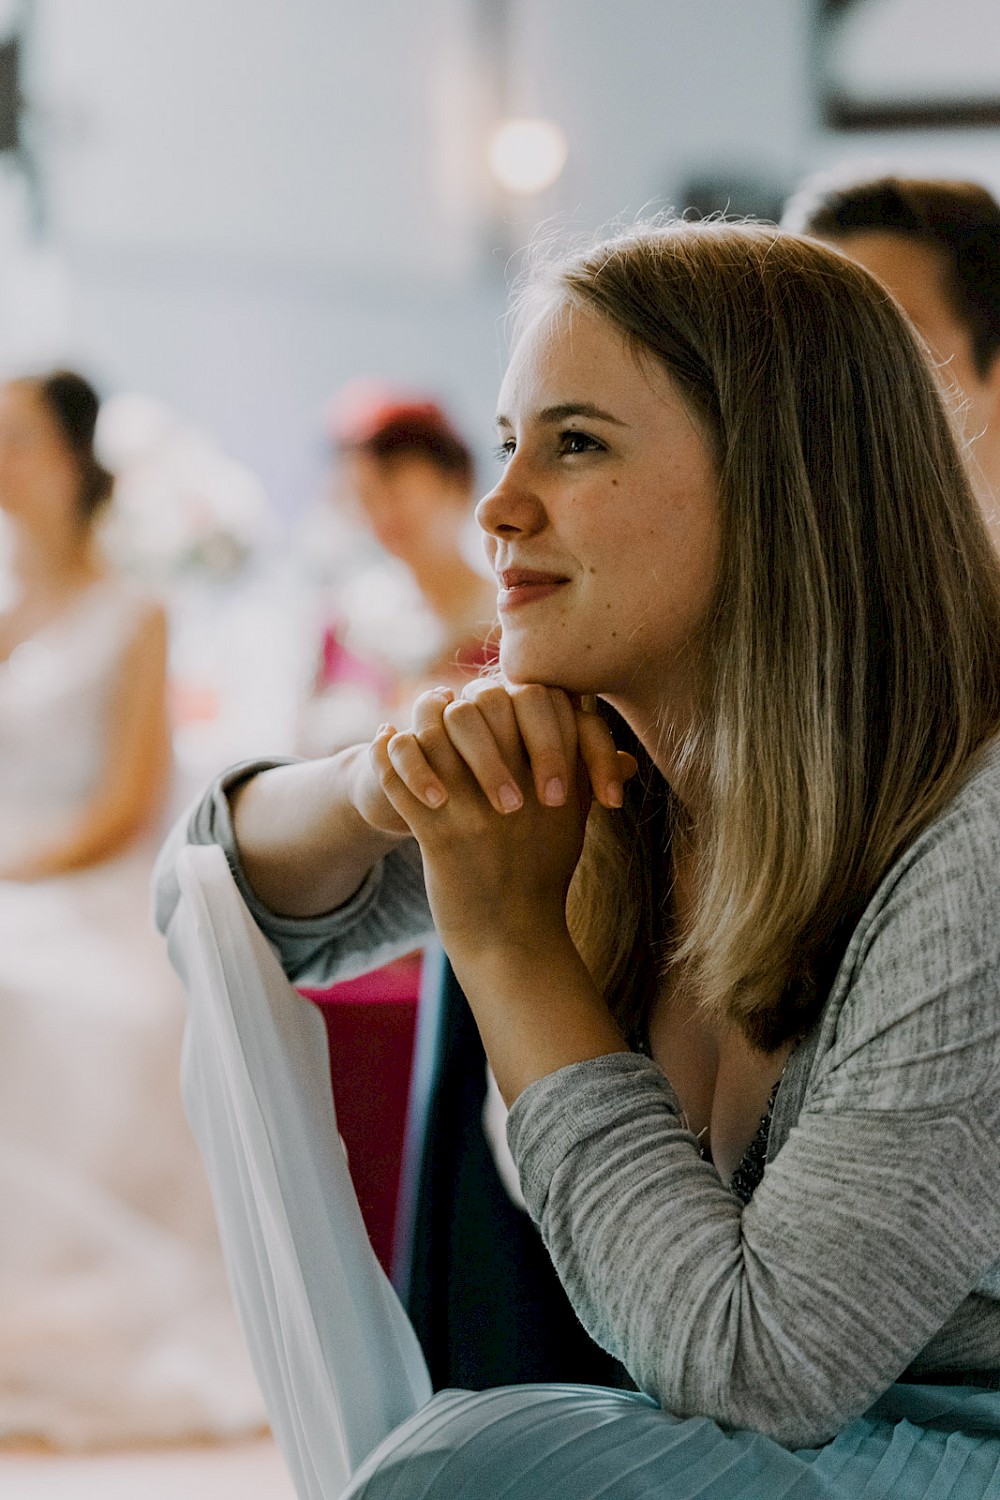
top-left (784, 172), bottom-right (1000, 543)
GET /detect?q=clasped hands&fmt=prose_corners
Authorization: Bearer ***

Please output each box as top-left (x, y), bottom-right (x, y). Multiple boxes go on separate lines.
top-left (354, 678), bottom-right (636, 964)
top-left (350, 678), bottom-right (636, 1100)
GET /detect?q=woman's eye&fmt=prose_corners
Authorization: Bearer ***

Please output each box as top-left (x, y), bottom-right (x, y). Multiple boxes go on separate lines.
top-left (493, 440), bottom-right (516, 466)
top-left (559, 429), bottom-right (602, 456)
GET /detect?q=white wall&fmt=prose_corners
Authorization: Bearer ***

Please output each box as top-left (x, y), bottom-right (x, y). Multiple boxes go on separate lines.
top-left (33, 0), bottom-right (487, 277)
top-left (12, 0), bottom-right (509, 513)
top-left (503, 0), bottom-right (813, 233)
top-left (3, 0), bottom-right (997, 523)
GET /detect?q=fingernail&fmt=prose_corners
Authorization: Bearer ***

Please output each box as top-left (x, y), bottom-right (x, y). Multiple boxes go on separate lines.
top-left (376, 724), bottom-right (390, 738)
top-left (498, 783), bottom-right (522, 813)
top-left (425, 785), bottom-right (446, 808)
top-left (543, 777), bottom-right (565, 806)
top-left (605, 783), bottom-right (623, 808)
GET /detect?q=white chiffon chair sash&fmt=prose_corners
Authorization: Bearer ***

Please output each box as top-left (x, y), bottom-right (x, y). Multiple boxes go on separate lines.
top-left (166, 845), bottom-right (432, 1500)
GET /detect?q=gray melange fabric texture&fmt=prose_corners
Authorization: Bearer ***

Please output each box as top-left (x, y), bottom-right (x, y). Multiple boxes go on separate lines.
top-left (153, 743), bottom-right (1000, 1449)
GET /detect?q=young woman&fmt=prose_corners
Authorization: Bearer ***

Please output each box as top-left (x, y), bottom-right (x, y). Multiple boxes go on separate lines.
top-left (0, 371), bottom-right (264, 1448)
top-left (0, 370), bottom-right (169, 881)
top-left (158, 222), bottom-right (1000, 1497)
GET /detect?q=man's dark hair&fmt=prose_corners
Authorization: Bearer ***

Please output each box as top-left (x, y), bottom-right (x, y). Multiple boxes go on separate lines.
top-left (784, 175), bottom-right (1000, 378)
top-left (356, 408), bottom-right (474, 486)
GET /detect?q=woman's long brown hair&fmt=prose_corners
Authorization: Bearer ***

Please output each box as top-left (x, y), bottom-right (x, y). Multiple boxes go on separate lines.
top-left (515, 222), bottom-right (1000, 1051)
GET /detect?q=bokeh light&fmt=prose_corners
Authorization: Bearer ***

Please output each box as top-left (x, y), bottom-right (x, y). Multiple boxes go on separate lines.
top-left (487, 117), bottom-right (568, 195)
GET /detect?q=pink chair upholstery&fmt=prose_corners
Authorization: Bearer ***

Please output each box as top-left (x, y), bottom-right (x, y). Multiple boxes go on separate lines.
top-left (298, 956), bottom-right (422, 1276)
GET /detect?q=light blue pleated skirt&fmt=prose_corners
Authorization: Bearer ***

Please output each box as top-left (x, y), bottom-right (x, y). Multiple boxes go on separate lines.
top-left (341, 1381), bottom-right (1000, 1499)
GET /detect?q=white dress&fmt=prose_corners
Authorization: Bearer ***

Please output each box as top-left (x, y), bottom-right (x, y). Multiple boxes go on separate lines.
top-left (0, 577), bottom-right (264, 1449)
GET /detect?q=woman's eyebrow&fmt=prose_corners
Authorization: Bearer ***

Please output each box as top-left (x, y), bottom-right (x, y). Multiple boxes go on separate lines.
top-left (495, 402), bottom-right (630, 431)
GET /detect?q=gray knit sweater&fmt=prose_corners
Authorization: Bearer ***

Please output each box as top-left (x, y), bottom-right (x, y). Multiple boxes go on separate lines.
top-left (154, 743), bottom-right (1000, 1448)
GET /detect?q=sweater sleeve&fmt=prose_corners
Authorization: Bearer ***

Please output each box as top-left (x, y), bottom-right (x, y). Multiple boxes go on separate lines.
top-left (152, 758), bottom-right (435, 986)
top-left (507, 763), bottom-right (1000, 1449)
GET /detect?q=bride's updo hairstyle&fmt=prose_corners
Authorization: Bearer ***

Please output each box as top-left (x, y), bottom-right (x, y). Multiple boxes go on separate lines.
top-left (524, 222), bottom-right (1000, 1051)
top-left (27, 369), bottom-right (114, 527)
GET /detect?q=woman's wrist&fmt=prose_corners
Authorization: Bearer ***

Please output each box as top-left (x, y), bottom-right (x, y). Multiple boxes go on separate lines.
top-left (447, 932), bottom-right (629, 1105)
top-left (230, 748), bottom-right (409, 918)
top-left (341, 742), bottom-right (413, 846)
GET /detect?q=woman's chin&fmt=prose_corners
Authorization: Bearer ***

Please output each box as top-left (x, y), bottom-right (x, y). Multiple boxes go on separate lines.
top-left (499, 643), bottom-right (599, 696)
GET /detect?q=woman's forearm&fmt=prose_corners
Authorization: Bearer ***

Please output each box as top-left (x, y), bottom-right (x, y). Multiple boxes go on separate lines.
top-left (447, 936), bottom-right (628, 1106)
top-left (229, 745), bottom-right (412, 918)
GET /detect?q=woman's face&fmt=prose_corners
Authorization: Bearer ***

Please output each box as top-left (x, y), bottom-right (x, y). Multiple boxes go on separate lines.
top-left (477, 299), bottom-right (720, 715)
top-left (0, 382), bottom-right (82, 531)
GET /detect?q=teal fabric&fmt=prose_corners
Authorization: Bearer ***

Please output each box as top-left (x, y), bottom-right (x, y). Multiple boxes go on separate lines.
top-left (342, 1382), bottom-right (1000, 1499)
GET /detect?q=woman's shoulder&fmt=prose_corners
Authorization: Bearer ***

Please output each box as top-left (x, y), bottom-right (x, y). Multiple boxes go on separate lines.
top-left (808, 737), bottom-right (1000, 1113)
top-left (0, 570), bottom-right (164, 669)
top-left (864, 735), bottom-right (1000, 917)
top-left (92, 568), bottom-right (165, 619)
top-left (934, 733), bottom-right (1000, 825)
top-left (81, 570), bottom-right (167, 650)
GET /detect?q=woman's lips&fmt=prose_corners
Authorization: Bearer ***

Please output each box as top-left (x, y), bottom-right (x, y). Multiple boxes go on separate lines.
top-left (496, 569), bottom-right (569, 611)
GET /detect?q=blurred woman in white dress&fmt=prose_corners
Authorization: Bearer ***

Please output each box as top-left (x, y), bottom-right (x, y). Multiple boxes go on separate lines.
top-left (0, 370), bottom-right (263, 1449)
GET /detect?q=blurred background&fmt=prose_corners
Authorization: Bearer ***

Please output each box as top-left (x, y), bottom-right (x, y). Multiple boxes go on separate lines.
top-left (1, 0), bottom-right (999, 772)
top-left (2, 0), bottom-right (997, 474)
top-left (2, 0), bottom-right (997, 493)
top-left (2, 2), bottom-right (999, 1493)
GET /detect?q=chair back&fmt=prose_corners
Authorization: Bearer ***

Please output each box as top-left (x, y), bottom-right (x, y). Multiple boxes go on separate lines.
top-left (167, 844), bottom-right (431, 1499)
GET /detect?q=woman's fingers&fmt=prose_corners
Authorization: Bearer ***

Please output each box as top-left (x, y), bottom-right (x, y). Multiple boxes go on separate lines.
top-left (506, 684), bottom-right (577, 807)
top-left (456, 678), bottom-right (524, 764)
top-left (455, 679), bottom-right (638, 811)
top-left (393, 680), bottom-right (638, 820)
top-left (413, 678), bottom-right (571, 815)
top-left (375, 689), bottom-right (463, 811)
top-left (575, 706), bottom-right (637, 809)
top-left (369, 726), bottom-right (427, 827)
top-left (441, 698), bottom-right (525, 814)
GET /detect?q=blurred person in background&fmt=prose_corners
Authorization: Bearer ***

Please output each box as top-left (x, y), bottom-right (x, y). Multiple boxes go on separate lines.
top-left (298, 387), bottom-right (497, 757)
top-left (783, 172), bottom-right (1000, 541)
top-left (0, 370), bottom-right (263, 1449)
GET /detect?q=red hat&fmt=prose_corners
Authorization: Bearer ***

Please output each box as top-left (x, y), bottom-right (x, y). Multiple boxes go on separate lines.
top-left (326, 378), bottom-right (457, 448)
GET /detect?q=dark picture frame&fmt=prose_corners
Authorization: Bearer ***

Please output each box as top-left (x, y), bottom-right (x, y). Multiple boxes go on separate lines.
top-left (818, 0), bottom-right (1000, 131)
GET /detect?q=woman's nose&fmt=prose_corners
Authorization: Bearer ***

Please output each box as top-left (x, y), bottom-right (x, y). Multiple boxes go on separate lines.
top-left (475, 470), bottom-right (546, 540)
